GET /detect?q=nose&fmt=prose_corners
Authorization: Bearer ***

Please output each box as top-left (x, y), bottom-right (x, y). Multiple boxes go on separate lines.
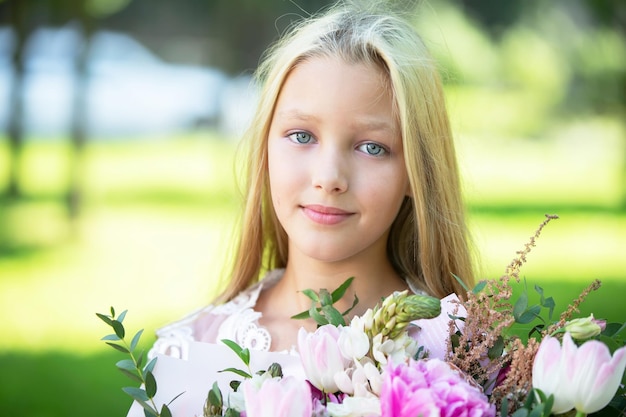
top-left (311, 146), bottom-right (348, 194)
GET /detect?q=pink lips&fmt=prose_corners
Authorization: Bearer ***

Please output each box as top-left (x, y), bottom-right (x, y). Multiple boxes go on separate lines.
top-left (302, 204), bottom-right (354, 225)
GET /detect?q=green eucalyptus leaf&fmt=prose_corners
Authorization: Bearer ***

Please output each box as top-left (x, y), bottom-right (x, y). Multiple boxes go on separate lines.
top-left (511, 409), bottom-right (529, 417)
top-left (106, 342), bottom-right (130, 354)
top-left (528, 403), bottom-right (545, 417)
top-left (116, 359), bottom-right (136, 371)
top-left (143, 408), bottom-right (158, 417)
top-left (145, 371), bottom-right (157, 398)
top-left (119, 368), bottom-right (143, 383)
top-left (301, 289), bottom-right (319, 302)
top-left (513, 292), bottom-right (529, 321)
top-left (219, 367), bottom-right (252, 379)
top-left (96, 312), bottom-right (113, 326)
top-left (101, 333), bottom-right (121, 341)
top-left (143, 357), bottom-right (158, 378)
top-left (110, 306), bottom-right (116, 317)
top-left (472, 280), bottom-right (488, 294)
top-left (500, 397), bottom-right (509, 417)
top-left (118, 309), bottom-right (128, 323)
top-left (517, 305), bottom-right (541, 324)
top-left (112, 320), bottom-right (125, 339)
top-left (130, 329), bottom-right (144, 352)
top-left (331, 277), bottom-right (354, 302)
top-left (136, 350), bottom-right (145, 369)
top-left (122, 386), bottom-right (149, 402)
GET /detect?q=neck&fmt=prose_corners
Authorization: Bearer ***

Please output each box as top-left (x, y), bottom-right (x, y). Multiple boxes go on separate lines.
top-left (277, 251), bottom-right (408, 317)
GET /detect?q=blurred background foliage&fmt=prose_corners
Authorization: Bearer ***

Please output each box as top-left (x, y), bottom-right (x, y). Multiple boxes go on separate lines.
top-left (0, 0), bottom-right (624, 416)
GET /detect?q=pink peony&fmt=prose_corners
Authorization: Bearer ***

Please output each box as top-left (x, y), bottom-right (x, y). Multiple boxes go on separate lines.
top-left (380, 358), bottom-right (495, 417)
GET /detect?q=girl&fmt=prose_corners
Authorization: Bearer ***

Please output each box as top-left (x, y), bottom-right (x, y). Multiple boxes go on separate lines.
top-left (149, 0), bottom-right (474, 359)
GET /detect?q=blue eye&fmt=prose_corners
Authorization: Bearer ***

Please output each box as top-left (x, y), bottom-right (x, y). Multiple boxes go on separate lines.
top-left (359, 142), bottom-right (387, 156)
top-left (289, 132), bottom-right (313, 144)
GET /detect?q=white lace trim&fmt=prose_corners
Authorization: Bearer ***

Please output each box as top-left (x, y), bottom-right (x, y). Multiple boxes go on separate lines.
top-left (149, 270), bottom-right (283, 360)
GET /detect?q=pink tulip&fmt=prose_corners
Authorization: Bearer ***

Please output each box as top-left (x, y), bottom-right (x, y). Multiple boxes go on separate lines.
top-left (242, 375), bottom-right (312, 417)
top-left (298, 325), bottom-right (351, 393)
top-left (533, 332), bottom-right (626, 414)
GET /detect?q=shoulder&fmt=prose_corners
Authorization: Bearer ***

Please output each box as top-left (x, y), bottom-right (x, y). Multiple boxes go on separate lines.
top-left (148, 269), bottom-right (284, 360)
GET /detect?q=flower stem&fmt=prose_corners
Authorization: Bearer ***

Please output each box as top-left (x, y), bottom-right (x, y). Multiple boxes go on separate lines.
top-left (575, 411), bottom-right (586, 417)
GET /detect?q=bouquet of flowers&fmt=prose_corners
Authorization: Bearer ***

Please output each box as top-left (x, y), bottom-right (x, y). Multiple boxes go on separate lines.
top-left (98, 215), bottom-right (626, 417)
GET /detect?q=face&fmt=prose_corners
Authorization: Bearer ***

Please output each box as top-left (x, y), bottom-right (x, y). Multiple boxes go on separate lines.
top-left (267, 56), bottom-right (409, 265)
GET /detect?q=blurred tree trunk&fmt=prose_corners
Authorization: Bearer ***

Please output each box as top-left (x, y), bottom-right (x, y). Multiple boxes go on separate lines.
top-left (6, 1), bottom-right (30, 199)
top-left (66, 1), bottom-right (94, 219)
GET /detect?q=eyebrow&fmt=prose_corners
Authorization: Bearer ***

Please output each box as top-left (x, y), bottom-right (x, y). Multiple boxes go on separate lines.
top-left (275, 109), bottom-right (396, 133)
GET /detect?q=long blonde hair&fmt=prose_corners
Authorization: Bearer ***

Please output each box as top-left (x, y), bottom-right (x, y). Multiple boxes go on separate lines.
top-left (217, 1), bottom-right (474, 302)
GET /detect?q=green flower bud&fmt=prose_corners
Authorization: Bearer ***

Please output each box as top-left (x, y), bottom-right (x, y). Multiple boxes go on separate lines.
top-left (564, 314), bottom-right (606, 340)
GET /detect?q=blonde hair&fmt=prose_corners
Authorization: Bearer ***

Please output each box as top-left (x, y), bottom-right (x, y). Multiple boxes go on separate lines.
top-left (217, 1), bottom-right (474, 302)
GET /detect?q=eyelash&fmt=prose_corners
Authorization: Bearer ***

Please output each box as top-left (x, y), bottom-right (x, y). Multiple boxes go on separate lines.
top-left (286, 131), bottom-right (389, 157)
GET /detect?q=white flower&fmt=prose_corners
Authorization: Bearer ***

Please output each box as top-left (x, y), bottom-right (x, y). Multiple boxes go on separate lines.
top-left (339, 324), bottom-right (370, 360)
top-left (326, 396), bottom-right (381, 417)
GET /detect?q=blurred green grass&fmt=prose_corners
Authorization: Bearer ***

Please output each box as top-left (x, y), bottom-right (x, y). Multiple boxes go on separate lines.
top-left (0, 120), bottom-right (625, 416)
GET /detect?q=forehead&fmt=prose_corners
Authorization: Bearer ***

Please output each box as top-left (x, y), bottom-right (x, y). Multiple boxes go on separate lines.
top-left (273, 56), bottom-right (397, 128)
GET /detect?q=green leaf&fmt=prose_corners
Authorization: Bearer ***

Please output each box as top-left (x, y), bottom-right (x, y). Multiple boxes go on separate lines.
top-left (452, 273), bottom-right (470, 293)
top-left (143, 408), bottom-right (158, 417)
top-left (290, 310), bottom-right (311, 320)
top-left (472, 280), bottom-right (488, 294)
top-left (106, 342), bottom-right (130, 354)
top-left (118, 309), bottom-right (128, 323)
top-left (122, 386), bottom-right (149, 402)
top-left (511, 409), bottom-right (529, 417)
top-left (309, 304), bottom-right (329, 326)
top-left (301, 289), bottom-right (319, 302)
top-left (116, 359), bottom-right (136, 371)
top-left (528, 403), bottom-right (545, 417)
top-left (321, 304), bottom-right (345, 326)
top-left (143, 357), bottom-right (157, 378)
top-left (208, 382), bottom-right (223, 408)
top-left (225, 408), bottom-right (241, 417)
top-left (119, 368), bottom-right (143, 383)
top-left (487, 336), bottom-right (504, 359)
top-left (331, 277), bottom-right (354, 303)
top-left (240, 348), bottom-right (250, 366)
top-left (112, 320), bottom-right (125, 339)
top-left (319, 289), bottom-right (333, 306)
top-left (167, 391), bottom-right (185, 406)
top-left (145, 371), bottom-right (157, 398)
top-left (517, 305), bottom-right (541, 324)
top-left (221, 339), bottom-right (243, 356)
top-left (160, 404), bottom-right (172, 417)
top-left (341, 294), bottom-right (359, 317)
top-left (136, 350), bottom-right (145, 369)
top-left (603, 322), bottom-right (626, 338)
top-left (130, 329), bottom-right (144, 352)
top-left (110, 306), bottom-right (116, 317)
top-left (513, 292), bottom-right (529, 321)
top-left (101, 333), bottom-right (121, 341)
top-left (96, 312), bottom-right (113, 326)
top-left (219, 367), bottom-right (252, 379)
